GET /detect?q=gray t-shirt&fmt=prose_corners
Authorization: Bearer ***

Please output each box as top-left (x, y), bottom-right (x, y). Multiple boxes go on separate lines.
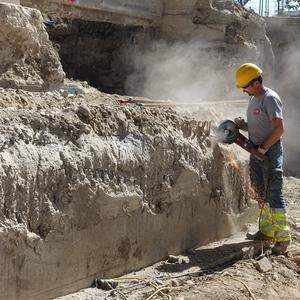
top-left (247, 87), bottom-right (283, 145)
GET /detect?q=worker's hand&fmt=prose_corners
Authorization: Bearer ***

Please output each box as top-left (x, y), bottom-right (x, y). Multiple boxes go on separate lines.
top-left (258, 146), bottom-right (267, 155)
top-left (234, 117), bottom-right (248, 131)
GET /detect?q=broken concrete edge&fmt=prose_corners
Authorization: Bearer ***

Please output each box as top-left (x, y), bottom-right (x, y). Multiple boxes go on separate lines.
top-left (21, 0), bottom-right (163, 27)
top-left (61, 0), bottom-right (163, 20)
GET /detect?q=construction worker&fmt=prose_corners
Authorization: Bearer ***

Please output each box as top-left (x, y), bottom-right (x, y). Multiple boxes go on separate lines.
top-left (235, 63), bottom-right (291, 254)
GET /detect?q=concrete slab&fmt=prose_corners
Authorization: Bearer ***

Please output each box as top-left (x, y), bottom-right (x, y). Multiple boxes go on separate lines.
top-left (0, 0), bottom-right (20, 4)
top-left (21, 0), bottom-right (163, 26)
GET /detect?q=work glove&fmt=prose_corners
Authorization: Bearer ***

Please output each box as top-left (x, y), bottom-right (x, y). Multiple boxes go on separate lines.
top-left (234, 117), bottom-right (248, 131)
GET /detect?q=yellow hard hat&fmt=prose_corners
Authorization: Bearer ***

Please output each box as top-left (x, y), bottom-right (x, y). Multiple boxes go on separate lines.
top-left (236, 63), bottom-right (263, 88)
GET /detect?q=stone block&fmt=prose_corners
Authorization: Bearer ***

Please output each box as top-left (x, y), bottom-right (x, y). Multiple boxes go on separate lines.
top-left (254, 256), bottom-right (273, 273)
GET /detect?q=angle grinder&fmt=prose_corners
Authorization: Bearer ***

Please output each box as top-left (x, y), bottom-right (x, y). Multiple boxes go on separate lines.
top-left (217, 120), bottom-right (265, 161)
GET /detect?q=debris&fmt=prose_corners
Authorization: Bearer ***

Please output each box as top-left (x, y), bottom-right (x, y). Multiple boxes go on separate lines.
top-left (60, 86), bottom-right (85, 97)
top-left (154, 279), bottom-right (163, 286)
top-left (178, 256), bottom-right (190, 264)
top-left (242, 246), bottom-right (255, 259)
top-left (93, 278), bottom-right (118, 290)
top-left (186, 248), bottom-right (196, 255)
top-left (167, 255), bottom-right (190, 264)
top-left (77, 104), bottom-right (91, 118)
top-left (254, 256), bottom-right (273, 273)
top-left (167, 255), bottom-right (179, 263)
top-left (43, 18), bottom-right (61, 27)
top-left (291, 255), bottom-right (300, 266)
top-left (146, 286), bottom-right (174, 300)
top-left (109, 289), bottom-right (128, 300)
top-left (170, 279), bottom-right (180, 287)
top-left (60, 90), bottom-right (69, 98)
top-left (295, 222), bottom-right (300, 231)
top-left (225, 274), bottom-right (257, 300)
top-left (186, 279), bottom-right (194, 285)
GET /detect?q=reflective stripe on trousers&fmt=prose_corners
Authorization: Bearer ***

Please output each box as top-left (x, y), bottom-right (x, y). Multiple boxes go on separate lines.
top-left (259, 206), bottom-right (291, 241)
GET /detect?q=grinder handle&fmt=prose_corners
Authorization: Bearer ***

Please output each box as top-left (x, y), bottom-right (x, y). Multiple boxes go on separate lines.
top-left (235, 135), bottom-right (265, 161)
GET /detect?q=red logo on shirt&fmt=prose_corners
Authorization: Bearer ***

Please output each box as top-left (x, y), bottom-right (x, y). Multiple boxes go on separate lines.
top-left (253, 108), bottom-right (260, 115)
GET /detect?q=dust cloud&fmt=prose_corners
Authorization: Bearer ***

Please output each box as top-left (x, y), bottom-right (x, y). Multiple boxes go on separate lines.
top-left (125, 39), bottom-right (233, 102)
top-left (277, 41), bottom-right (300, 175)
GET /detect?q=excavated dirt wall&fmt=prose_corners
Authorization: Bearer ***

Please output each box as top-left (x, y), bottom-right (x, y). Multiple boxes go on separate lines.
top-left (0, 88), bottom-right (257, 299)
top-left (0, 3), bottom-right (65, 91)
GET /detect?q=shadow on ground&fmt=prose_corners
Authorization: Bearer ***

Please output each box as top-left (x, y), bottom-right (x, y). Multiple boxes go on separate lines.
top-left (156, 240), bottom-right (263, 274)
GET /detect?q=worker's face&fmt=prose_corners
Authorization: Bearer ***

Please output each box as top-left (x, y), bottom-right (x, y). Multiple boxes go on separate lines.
top-left (242, 80), bottom-right (259, 96)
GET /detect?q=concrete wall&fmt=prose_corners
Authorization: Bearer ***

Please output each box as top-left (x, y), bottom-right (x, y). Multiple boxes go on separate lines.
top-left (21, 0), bottom-right (163, 26)
top-left (266, 17), bottom-right (300, 41)
top-left (0, 1), bottom-right (20, 4)
top-left (70, 0), bottom-right (162, 19)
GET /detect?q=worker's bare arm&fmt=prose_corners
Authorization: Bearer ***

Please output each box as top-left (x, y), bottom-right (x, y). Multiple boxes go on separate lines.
top-left (262, 118), bottom-right (284, 151)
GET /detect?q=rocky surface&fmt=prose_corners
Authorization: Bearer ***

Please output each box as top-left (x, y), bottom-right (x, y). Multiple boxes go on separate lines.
top-left (0, 82), bottom-right (257, 299)
top-left (0, 3), bottom-right (65, 91)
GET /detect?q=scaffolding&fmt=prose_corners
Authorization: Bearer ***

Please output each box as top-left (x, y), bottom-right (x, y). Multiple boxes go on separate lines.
top-left (277, 0), bottom-right (285, 15)
top-left (238, 0), bottom-right (300, 16)
top-left (237, 0), bottom-right (251, 6)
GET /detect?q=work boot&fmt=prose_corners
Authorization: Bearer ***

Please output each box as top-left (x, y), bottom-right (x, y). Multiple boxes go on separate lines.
top-left (246, 231), bottom-right (274, 241)
top-left (272, 241), bottom-right (290, 255)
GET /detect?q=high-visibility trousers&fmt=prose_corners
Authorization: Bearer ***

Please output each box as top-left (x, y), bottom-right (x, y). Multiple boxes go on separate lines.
top-left (259, 206), bottom-right (291, 242)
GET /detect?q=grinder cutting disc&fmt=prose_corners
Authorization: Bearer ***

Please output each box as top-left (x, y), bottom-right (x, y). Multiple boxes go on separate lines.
top-left (216, 119), bottom-right (265, 161)
top-left (217, 120), bottom-right (239, 144)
